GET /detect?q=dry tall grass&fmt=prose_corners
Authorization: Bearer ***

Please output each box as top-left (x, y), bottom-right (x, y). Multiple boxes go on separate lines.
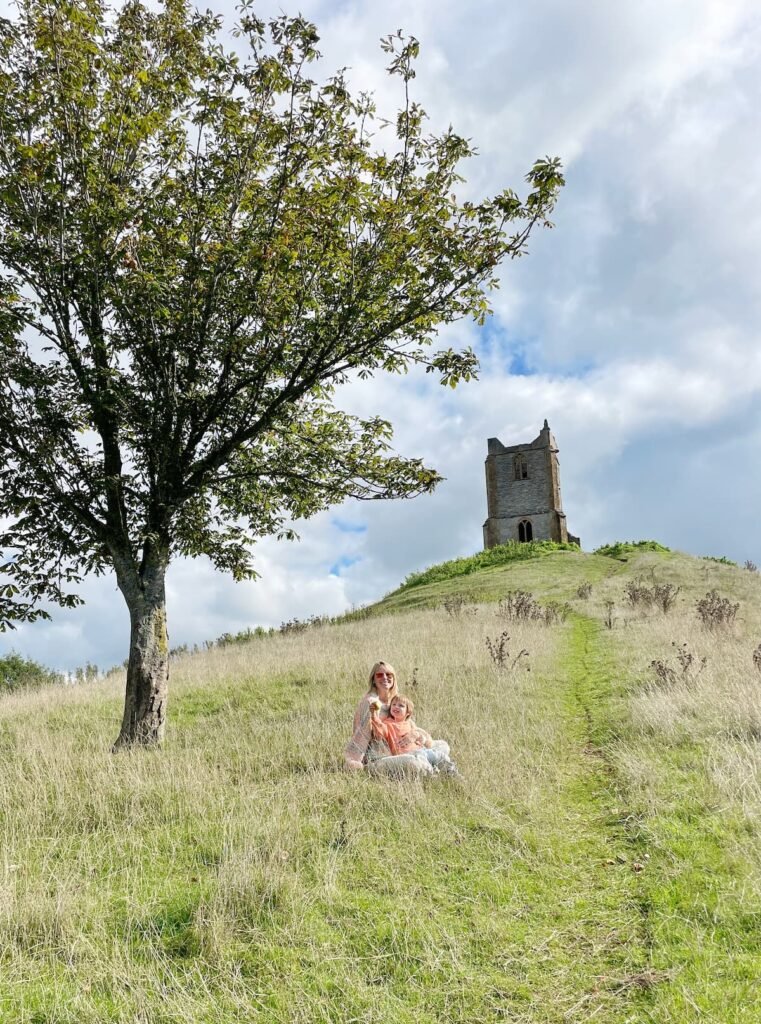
top-left (5, 548), bottom-right (760, 1021)
top-left (598, 568), bottom-right (761, 845)
top-left (1, 605), bottom-right (574, 1022)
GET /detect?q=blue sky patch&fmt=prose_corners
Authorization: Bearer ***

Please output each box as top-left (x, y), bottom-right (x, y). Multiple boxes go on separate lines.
top-left (474, 318), bottom-right (537, 376)
top-left (329, 555), bottom-right (363, 577)
top-left (331, 517), bottom-right (367, 534)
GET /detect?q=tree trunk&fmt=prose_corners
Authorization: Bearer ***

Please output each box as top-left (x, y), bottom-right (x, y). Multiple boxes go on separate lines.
top-left (112, 557), bottom-right (170, 750)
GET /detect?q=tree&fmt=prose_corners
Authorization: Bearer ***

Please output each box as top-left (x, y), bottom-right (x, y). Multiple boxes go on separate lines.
top-left (0, 0), bottom-right (563, 747)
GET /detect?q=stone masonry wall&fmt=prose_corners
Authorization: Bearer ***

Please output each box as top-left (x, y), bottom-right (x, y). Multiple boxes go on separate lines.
top-left (482, 421), bottom-right (576, 549)
top-left (488, 449), bottom-right (552, 519)
top-left (483, 511), bottom-right (561, 548)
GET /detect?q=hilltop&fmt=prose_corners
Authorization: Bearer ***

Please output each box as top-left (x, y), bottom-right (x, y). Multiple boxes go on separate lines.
top-left (1, 542), bottom-right (761, 1022)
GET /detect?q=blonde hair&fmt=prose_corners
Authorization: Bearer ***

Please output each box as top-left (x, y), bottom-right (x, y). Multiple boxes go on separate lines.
top-left (367, 661), bottom-right (398, 701)
top-left (390, 693), bottom-right (414, 720)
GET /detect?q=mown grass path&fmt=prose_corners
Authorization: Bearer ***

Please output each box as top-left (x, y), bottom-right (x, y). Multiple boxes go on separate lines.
top-left (562, 612), bottom-right (761, 1024)
top-left (515, 612), bottom-right (657, 1023)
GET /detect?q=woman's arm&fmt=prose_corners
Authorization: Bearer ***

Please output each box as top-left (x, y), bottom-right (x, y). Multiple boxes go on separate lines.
top-left (352, 692), bottom-right (376, 733)
top-left (345, 699), bottom-right (374, 769)
top-left (415, 726), bottom-right (433, 749)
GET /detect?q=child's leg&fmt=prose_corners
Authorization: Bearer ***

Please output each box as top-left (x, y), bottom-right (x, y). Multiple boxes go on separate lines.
top-left (368, 753), bottom-right (434, 778)
top-left (413, 748), bottom-right (439, 768)
top-left (420, 748), bottom-right (446, 769)
top-left (419, 747), bottom-right (462, 778)
top-left (437, 756), bottom-right (462, 778)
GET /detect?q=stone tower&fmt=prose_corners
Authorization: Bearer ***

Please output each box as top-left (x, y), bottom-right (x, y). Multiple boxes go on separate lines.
top-left (482, 420), bottom-right (579, 549)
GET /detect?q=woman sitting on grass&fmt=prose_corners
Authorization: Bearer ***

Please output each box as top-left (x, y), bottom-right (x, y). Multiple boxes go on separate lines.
top-left (344, 660), bottom-right (452, 776)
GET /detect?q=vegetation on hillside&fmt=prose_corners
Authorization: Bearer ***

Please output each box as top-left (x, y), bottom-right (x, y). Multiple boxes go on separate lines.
top-left (0, 652), bottom-right (63, 693)
top-left (2, 544), bottom-right (761, 1020)
top-left (594, 539), bottom-right (671, 558)
top-left (397, 540), bottom-right (579, 591)
top-left (701, 554), bottom-right (738, 566)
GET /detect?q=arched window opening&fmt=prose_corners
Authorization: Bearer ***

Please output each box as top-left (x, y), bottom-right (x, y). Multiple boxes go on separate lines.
top-left (513, 454), bottom-right (528, 480)
top-left (518, 520), bottom-right (533, 543)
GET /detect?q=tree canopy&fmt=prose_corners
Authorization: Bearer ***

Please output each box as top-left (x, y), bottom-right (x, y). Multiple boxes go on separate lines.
top-left (0, 0), bottom-right (563, 743)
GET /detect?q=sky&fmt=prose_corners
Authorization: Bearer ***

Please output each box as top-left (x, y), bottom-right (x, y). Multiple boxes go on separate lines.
top-left (2, 0), bottom-right (761, 672)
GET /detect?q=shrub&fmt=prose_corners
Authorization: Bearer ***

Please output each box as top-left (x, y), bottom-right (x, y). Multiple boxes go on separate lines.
top-left (543, 601), bottom-right (572, 625)
top-left (208, 625), bottom-right (273, 648)
top-left (281, 615), bottom-right (338, 636)
top-left (744, 560), bottom-right (759, 574)
top-left (576, 582), bottom-right (592, 599)
top-left (279, 618), bottom-right (310, 636)
top-left (334, 604), bottom-right (372, 624)
top-left (673, 641), bottom-right (707, 679)
top-left (653, 583), bottom-right (680, 614)
top-left (443, 594), bottom-right (477, 618)
top-left (625, 577), bottom-right (654, 608)
top-left (496, 591), bottom-right (569, 626)
top-left (594, 540), bottom-right (670, 559)
top-left (0, 652), bottom-right (63, 694)
top-left (625, 576), bottom-right (680, 614)
top-left (753, 644), bottom-right (761, 673)
top-left (702, 555), bottom-right (738, 567)
top-left (498, 590), bottom-right (540, 622)
top-left (696, 590), bottom-right (739, 629)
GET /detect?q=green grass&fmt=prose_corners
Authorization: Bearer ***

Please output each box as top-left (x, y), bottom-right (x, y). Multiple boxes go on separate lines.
top-left (396, 540), bottom-right (579, 591)
top-left (376, 548), bottom-right (615, 615)
top-left (2, 542), bottom-right (761, 1020)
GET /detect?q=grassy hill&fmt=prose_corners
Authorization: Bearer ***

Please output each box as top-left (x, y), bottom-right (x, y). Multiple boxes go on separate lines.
top-left (2, 544), bottom-right (761, 1022)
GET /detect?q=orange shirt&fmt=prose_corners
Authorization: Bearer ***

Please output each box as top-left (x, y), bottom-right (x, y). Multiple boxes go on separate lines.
top-left (375, 717), bottom-right (432, 756)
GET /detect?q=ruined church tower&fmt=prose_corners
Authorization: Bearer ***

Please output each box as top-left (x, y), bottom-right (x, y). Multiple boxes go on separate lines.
top-left (482, 420), bottom-right (579, 549)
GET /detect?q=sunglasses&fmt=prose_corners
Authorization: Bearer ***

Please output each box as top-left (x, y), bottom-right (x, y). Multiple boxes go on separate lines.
top-left (374, 672), bottom-right (393, 679)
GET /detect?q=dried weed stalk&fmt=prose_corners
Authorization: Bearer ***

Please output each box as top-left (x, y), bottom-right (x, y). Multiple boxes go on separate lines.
top-left (604, 600), bottom-right (615, 630)
top-left (649, 641), bottom-right (707, 690)
top-left (696, 590), bottom-right (739, 629)
top-left (625, 576), bottom-right (680, 614)
top-left (485, 631), bottom-right (529, 672)
top-left (543, 601), bottom-right (572, 625)
top-left (498, 591), bottom-right (571, 627)
top-left (443, 594), bottom-right (477, 618)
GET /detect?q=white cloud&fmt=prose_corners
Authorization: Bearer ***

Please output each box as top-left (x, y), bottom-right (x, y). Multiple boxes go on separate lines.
top-left (3, 0), bottom-right (761, 673)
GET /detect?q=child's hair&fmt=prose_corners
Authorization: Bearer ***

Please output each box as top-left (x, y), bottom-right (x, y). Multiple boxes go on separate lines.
top-left (389, 693), bottom-right (414, 720)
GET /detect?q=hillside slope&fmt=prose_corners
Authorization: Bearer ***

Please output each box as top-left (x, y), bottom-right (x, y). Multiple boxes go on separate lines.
top-left (1, 544), bottom-right (761, 1023)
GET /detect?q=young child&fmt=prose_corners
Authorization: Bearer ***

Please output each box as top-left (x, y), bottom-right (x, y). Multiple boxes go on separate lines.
top-left (371, 693), bottom-right (461, 777)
